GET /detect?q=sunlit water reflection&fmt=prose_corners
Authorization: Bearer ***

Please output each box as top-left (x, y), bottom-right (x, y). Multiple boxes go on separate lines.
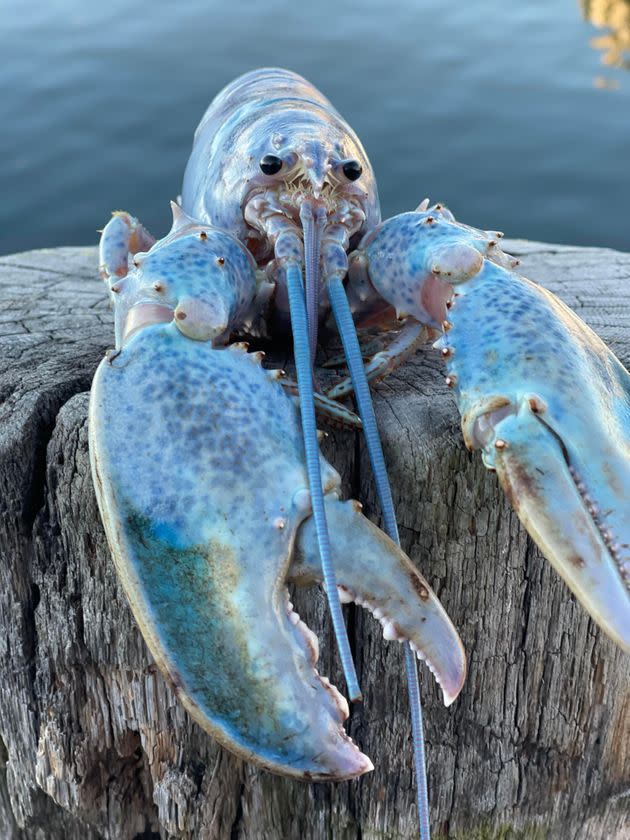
top-left (582, 0), bottom-right (630, 75)
top-left (1, 0), bottom-right (629, 256)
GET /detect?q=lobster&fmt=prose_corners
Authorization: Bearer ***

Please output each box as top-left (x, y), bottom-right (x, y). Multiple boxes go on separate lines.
top-left (93, 68), bottom-right (630, 837)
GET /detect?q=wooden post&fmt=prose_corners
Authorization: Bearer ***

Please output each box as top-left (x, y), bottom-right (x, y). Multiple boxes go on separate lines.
top-left (0, 242), bottom-right (627, 839)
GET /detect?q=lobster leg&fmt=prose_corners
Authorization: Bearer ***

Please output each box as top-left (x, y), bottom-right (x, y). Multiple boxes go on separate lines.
top-left (279, 377), bottom-right (363, 429)
top-left (100, 206), bottom-right (259, 351)
top-left (93, 217), bottom-right (398, 778)
top-left (322, 337), bottom-right (385, 368)
top-left (326, 320), bottom-right (428, 400)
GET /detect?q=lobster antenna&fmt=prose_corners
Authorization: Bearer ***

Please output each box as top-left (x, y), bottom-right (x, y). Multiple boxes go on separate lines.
top-left (327, 274), bottom-right (431, 840)
top-left (284, 262), bottom-right (362, 702)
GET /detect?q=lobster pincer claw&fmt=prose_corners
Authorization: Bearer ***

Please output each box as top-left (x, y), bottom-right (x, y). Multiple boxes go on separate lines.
top-left (443, 254), bottom-right (630, 651)
top-left (470, 397), bottom-right (630, 652)
top-left (90, 319), bottom-right (465, 779)
top-left (291, 498), bottom-right (467, 706)
top-left (90, 320), bottom-right (371, 780)
top-left (345, 205), bottom-right (630, 652)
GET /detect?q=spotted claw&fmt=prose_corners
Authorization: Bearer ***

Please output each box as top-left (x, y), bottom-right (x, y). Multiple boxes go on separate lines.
top-left (90, 319), bottom-right (372, 780)
top-left (90, 325), bottom-right (465, 777)
top-left (442, 258), bottom-right (630, 652)
top-left (90, 222), bottom-right (466, 780)
top-left (347, 205), bottom-right (630, 652)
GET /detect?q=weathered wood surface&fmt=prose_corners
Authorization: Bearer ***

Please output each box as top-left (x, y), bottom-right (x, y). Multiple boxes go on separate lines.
top-left (0, 241), bottom-right (628, 840)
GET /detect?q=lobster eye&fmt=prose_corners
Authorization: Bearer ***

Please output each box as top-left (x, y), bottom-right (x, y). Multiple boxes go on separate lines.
top-left (342, 160), bottom-right (362, 181)
top-left (260, 154), bottom-right (283, 175)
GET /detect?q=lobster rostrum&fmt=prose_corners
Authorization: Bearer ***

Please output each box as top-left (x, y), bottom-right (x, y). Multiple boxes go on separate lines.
top-left (91, 215), bottom-right (466, 780)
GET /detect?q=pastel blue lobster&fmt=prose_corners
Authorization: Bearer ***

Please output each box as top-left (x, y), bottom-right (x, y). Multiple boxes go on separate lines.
top-left (92, 68), bottom-right (630, 837)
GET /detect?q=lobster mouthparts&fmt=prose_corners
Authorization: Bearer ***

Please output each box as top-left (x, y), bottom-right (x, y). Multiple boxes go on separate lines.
top-left (89, 322), bottom-right (465, 780)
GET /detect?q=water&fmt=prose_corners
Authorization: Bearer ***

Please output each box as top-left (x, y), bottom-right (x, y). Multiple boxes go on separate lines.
top-left (1, 0), bottom-right (629, 257)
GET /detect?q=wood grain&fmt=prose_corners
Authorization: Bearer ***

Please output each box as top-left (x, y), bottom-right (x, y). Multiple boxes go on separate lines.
top-left (0, 242), bottom-right (628, 839)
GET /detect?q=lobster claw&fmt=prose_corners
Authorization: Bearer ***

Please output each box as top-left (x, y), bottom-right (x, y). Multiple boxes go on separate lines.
top-left (441, 236), bottom-right (630, 652)
top-left (90, 325), bottom-right (466, 780)
top-left (346, 205), bottom-right (630, 652)
top-left (468, 397), bottom-right (630, 652)
top-left (90, 220), bottom-right (466, 781)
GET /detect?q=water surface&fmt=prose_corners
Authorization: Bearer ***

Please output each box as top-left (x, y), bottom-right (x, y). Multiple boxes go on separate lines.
top-left (1, 0), bottom-right (629, 256)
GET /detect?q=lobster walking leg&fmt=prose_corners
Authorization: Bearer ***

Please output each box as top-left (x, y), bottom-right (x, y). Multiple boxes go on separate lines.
top-left (326, 320), bottom-right (428, 400)
top-left (323, 337), bottom-right (386, 368)
top-left (279, 377), bottom-right (363, 429)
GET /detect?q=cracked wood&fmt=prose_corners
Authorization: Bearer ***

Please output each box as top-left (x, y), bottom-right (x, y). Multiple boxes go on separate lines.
top-left (0, 243), bottom-right (628, 839)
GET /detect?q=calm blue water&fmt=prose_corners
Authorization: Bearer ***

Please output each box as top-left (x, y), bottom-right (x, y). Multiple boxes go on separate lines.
top-left (1, 0), bottom-right (629, 256)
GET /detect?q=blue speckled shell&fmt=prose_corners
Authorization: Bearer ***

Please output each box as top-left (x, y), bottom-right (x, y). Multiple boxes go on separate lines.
top-left (112, 227), bottom-right (257, 346)
top-left (89, 325), bottom-right (353, 777)
top-left (443, 260), bottom-right (630, 649)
